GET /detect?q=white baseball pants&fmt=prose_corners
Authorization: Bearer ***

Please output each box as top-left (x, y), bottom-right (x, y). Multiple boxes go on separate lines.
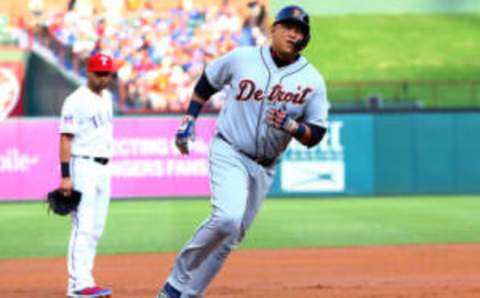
top-left (67, 157), bottom-right (111, 295)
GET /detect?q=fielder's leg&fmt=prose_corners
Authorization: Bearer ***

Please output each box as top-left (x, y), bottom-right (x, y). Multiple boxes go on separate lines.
top-left (68, 158), bottom-right (99, 296)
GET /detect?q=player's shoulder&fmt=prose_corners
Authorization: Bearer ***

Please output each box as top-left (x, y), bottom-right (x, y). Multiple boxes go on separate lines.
top-left (62, 86), bottom-right (90, 109)
top-left (299, 58), bottom-right (327, 88)
top-left (228, 45), bottom-right (262, 59)
top-left (67, 85), bottom-right (89, 99)
top-left (63, 86), bottom-right (84, 104)
top-left (101, 89), bottom-right (114, 102)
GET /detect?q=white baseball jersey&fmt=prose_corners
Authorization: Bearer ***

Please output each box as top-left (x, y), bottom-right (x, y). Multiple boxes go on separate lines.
top-left (59, 85), bottom-right (113, 296)
top-left (60, 86), bottom-right (114, 158)
top-left (206, 45), bottom-right (329, 159)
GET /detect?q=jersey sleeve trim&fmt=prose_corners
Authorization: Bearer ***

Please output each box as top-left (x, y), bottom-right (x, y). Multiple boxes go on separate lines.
top-left (194, 71), bottom-right (219, 101)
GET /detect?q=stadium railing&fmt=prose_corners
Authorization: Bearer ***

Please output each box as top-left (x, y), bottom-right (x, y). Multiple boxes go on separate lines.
top-left (329, 80), bottom-right (480, 108)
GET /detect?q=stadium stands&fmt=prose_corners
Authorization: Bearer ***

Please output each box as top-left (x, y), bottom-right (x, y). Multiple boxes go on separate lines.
top-left (29, 0), bottom-right (268, 113)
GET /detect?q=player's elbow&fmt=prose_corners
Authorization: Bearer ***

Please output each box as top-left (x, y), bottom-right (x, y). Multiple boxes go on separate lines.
top-left (193, 71), bottom-right (218, 101)
top-left (305, 139), bottom-right (321, 148)
top-left (304, 125), bottom-right (326, 148)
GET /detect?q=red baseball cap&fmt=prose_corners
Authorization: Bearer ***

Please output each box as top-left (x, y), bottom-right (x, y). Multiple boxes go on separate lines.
top-left (87, 53), bottom-right (114, 72)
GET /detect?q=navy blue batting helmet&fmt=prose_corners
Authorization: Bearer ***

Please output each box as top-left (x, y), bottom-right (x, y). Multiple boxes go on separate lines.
top-left (273, 5), bottom-right (310, 51)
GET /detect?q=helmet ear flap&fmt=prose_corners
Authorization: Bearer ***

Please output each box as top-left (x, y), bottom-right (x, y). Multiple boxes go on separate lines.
top-left (293, 30), bottom-right (310, 51)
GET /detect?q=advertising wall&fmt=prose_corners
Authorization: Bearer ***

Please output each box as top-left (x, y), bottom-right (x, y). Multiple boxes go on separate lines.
top-left (110, 118), bottom-right (216, 197)
top-left (1, 113), bottom-right (480, 201)
top-left (271, 115), bottom-right (375, 196)
top-left (373, 113), bottom-right (480, 194)
top-left (273, 112), bottom-right (480, 196)
top-left (0, 117), bottom-right (215, 200)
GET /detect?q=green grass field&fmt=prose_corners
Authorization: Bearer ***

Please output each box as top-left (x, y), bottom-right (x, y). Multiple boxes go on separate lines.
top-left (1, 196), bottom-right (479, 259)
top-left (304, 14), bottom-right (480, 107)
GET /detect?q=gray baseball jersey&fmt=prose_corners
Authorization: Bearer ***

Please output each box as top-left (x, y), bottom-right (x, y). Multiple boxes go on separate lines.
top-left (206, 45), bottom-right (329, 159)
top-left (164, 45), bottom-right (329, 297)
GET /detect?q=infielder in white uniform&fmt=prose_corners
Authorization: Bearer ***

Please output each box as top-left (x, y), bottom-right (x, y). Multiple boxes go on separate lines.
top-left (157, 5), bottom-right (329, 298)
top-left (59, 53), bottom-right (114, 298)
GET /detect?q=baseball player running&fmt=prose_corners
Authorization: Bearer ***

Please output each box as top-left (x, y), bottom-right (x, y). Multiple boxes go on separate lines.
top-left (157, 5), bottom-right (329, 298)
top-left (59, 53), bottom-right (115, 298)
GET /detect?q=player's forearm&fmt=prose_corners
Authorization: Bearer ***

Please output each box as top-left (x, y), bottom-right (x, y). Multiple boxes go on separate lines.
top-left (60, 134), bottom-right (73, 178)
top-left (288, 122), bottom-right (326, 148)
top-left (291, 122), bottom-right (311, 145)
top-left (184, 93), bottom-right (207, 119)
top-left (60, 134), bottom-right (73, 162)
top-left (185, 71), bottom-right (218, 119)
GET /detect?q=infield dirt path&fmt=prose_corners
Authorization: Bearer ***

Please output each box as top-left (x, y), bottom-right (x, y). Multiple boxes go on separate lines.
top-left (1, 244), bottom-right (480, 297)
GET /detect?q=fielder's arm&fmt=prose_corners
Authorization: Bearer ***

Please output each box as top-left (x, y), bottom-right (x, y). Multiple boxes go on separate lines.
top-left (59, 133), bottom-right (73, 195)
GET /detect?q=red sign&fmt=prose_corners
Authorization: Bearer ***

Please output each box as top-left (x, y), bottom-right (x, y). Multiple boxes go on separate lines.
top-left (0, 56), bottom-right (25, 119)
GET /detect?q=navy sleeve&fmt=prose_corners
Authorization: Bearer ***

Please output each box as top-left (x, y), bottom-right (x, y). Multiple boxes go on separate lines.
top-left (305, 123), bottom-right (327, 148)
top-left (193, 71), bottom-right (219, 101)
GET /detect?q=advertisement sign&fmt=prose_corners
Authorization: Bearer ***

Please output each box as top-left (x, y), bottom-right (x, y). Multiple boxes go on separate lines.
top-left (273, 114), bottom-right (375, 196)
top-left (0, 50), bottom-right (26, 119)
top-left (7, 112), bottom-right (478, 200)
top-left (111, 118), bottom-right (216, 197)
top-left (0, 117), bottom-right (217, 200)
top-left (281, 121), bottom-right (345, 192)
top-left (0, 119), bottom-right (57, 200)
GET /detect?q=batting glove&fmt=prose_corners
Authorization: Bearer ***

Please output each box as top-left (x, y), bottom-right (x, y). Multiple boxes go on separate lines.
top-left (175, 115), bottom-right (196, 155)
top-left (266, 108), bottom-right (298, 135)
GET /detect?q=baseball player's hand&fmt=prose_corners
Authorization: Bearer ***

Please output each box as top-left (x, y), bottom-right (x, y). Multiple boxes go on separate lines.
top-left (47, 188), bottom-right (81, 216)
top-left (175, 115), bottom-right (196, 155)
top-left (266, 108), bottom-right (298, 135)
top-left (59, 177), bottom-right (73, 196)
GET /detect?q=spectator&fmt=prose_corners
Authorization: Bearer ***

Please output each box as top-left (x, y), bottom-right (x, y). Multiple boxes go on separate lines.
top-left (34, 0), bottom-right (268, 113)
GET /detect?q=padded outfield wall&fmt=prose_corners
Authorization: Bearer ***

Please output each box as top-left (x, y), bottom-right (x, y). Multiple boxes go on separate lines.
top-left (1, 112), bottom-right (480, 200)
top-left (270, 111), bottom-right (480, 196)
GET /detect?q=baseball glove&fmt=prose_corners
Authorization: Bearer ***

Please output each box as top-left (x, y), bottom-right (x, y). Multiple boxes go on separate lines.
top-left (47, 189), bottom-right (82, 216)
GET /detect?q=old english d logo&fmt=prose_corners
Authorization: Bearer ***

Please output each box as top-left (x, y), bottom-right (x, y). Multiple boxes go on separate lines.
top-left (293, 8), bottom-right (301, 17)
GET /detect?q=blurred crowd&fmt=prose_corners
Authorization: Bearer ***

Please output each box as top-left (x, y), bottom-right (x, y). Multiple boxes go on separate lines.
top-left (30, 0), bottom-right (268, 113)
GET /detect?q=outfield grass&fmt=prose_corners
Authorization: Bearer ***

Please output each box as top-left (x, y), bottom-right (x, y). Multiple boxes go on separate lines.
top-left (304, 14), bottom-right (480, 106)
top-left (1, 196), bottom-right (479, 259)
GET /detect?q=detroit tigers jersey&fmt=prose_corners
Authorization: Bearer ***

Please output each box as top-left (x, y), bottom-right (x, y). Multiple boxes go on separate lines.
top-left (205, 45), bottom-right (329, 160)
top-left (60, 86), bottom-right (114, 158)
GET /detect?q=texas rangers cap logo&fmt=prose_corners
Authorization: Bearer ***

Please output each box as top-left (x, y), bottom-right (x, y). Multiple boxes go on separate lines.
top-left (0, 67), bottom-right (20, 121)
top-left (99, 55), bottom-right (109, 66)
top-left (87, 53), bottom-right (114, 72)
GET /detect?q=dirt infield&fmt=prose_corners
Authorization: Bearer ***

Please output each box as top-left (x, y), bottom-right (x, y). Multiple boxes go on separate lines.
top-left (1, 244), bottom-right (480, 298)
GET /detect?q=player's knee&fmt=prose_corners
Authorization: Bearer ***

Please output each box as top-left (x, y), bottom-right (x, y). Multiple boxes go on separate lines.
top-left (76, 223), bottom-right (95, 235)
top-left (76, 224), bottom-right (103, 241)
top-left (91, 229), bottom-right (102, 241)
top-left (217, 214), bottom-right (242, 236)
top-left (93, 224), bottom-right (106, 239)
